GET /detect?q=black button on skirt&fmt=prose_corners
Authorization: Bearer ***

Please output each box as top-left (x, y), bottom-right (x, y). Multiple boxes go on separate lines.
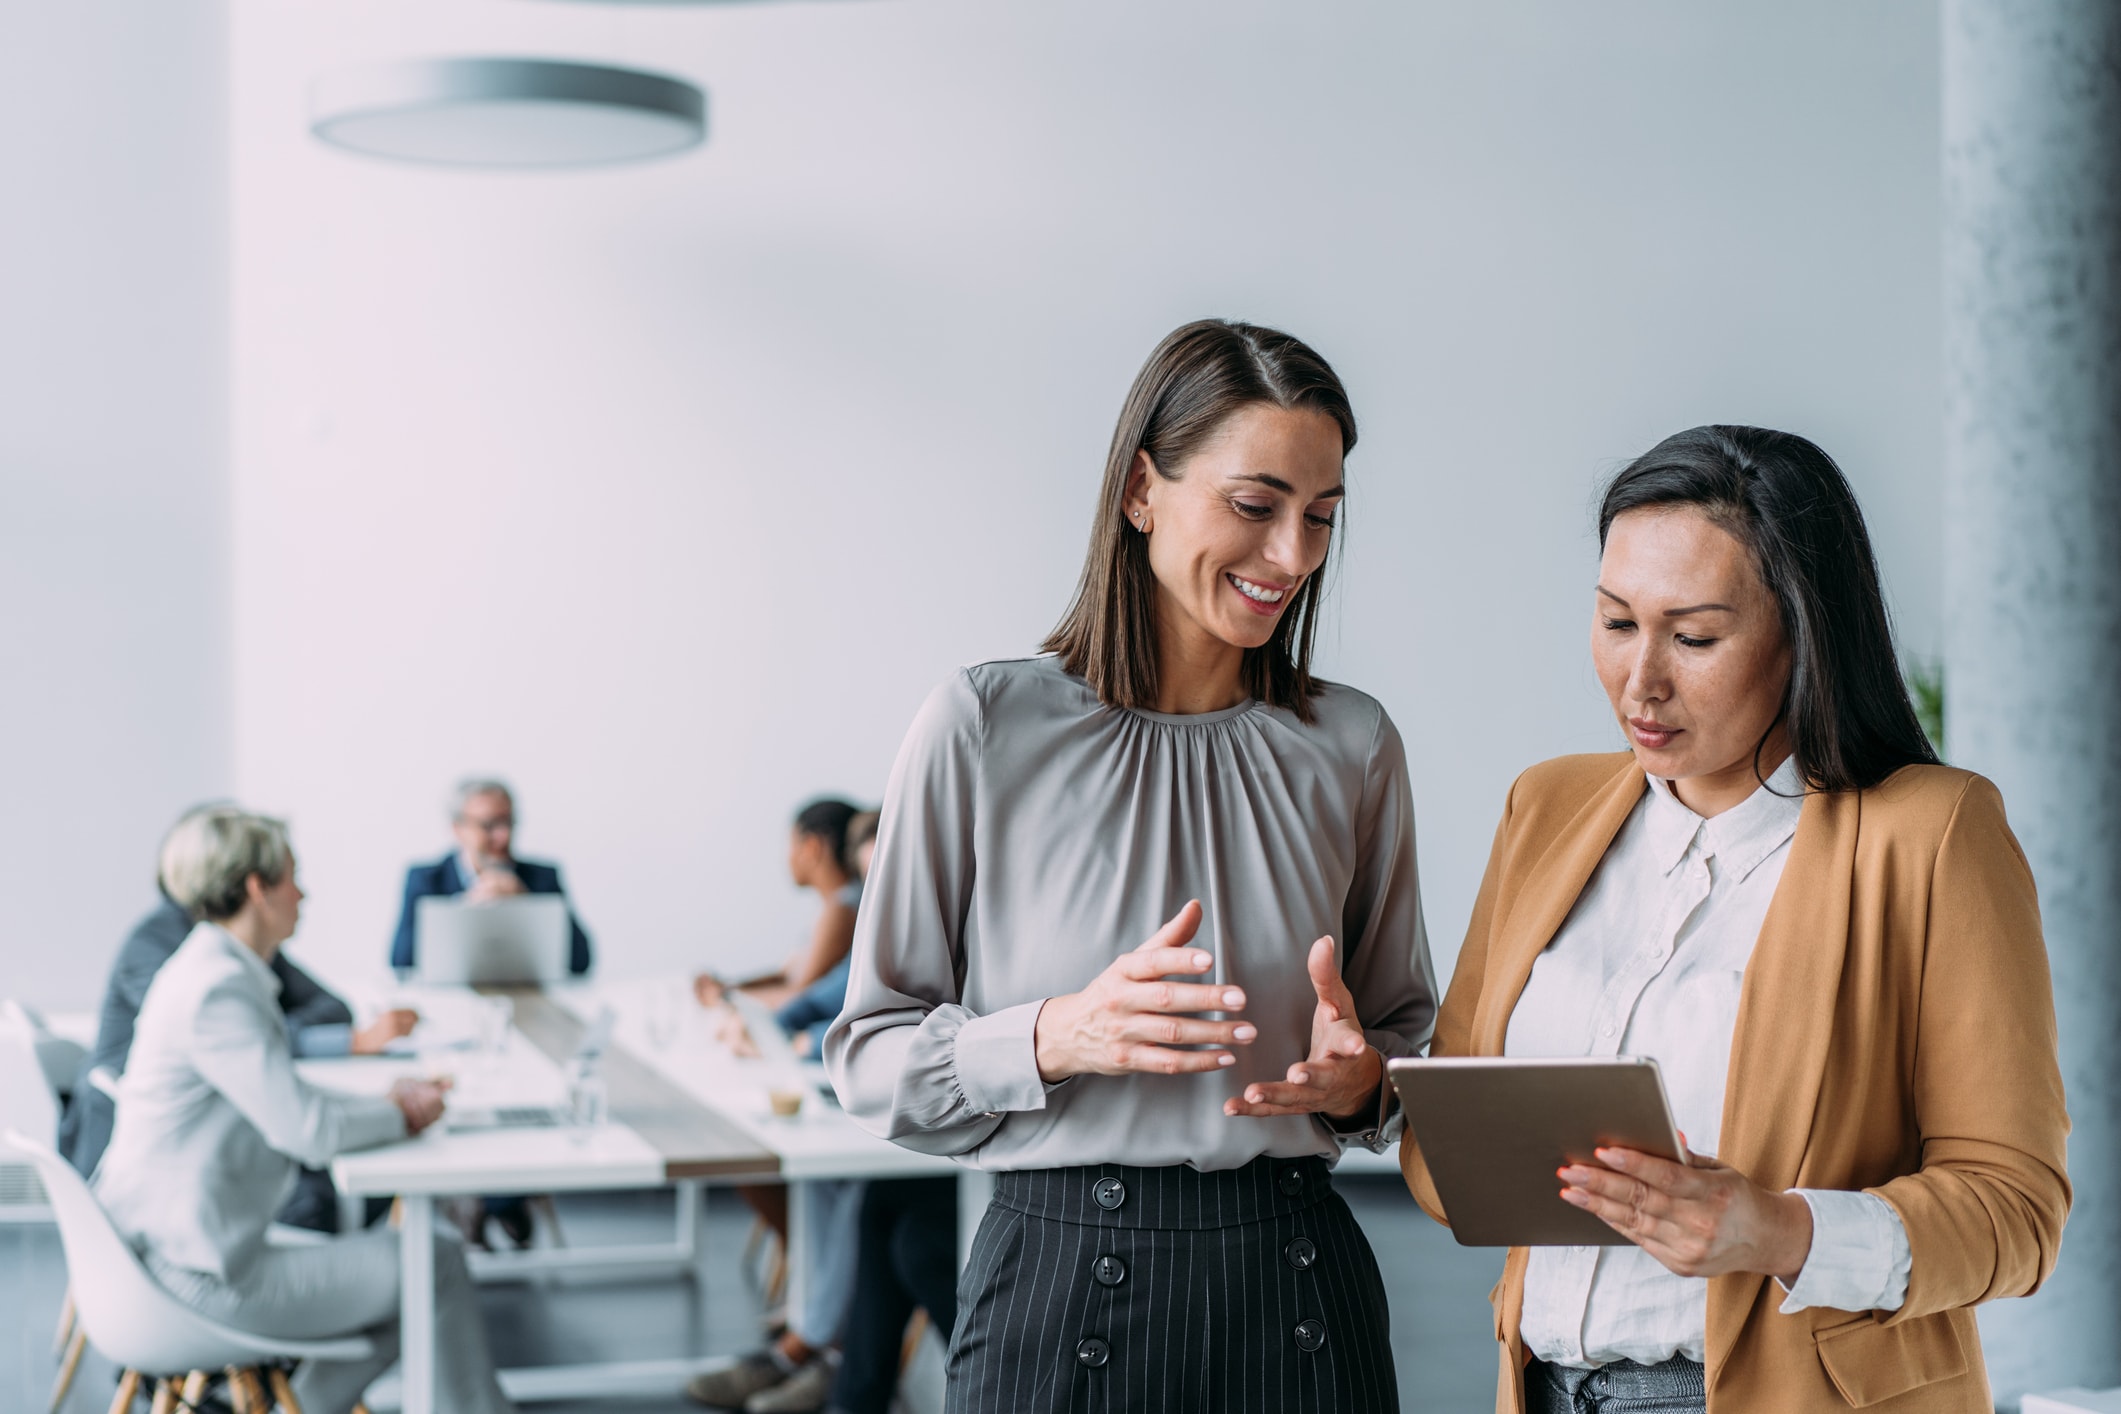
top-left (945, 1155), bottom-right (1397, 1414)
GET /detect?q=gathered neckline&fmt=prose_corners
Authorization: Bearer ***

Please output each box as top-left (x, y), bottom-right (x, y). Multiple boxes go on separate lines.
top-left (1116, 698), bottom-right (1260, 727)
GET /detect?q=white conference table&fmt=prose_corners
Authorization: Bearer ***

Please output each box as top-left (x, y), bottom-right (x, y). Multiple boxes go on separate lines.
top-left (318, 978), bottom-right (1399, 1414)
top-left (318, 980), bottom-right (963, 1414)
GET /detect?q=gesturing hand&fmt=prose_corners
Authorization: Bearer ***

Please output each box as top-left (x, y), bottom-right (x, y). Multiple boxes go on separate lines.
top-left (1033, 900), bottom-right (1257, 1082)
top-left (352, 1008), bottom-right (420, 1055)
top-left (1224, 936), bottom-right (1381, 1121)
top-left (1559, 1139), bottom-right (1814, 1282)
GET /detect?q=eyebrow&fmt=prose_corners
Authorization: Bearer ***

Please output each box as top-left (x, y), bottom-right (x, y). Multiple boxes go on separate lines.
top-left (1595, 586), bottom-right (1735, 615)
top-left (1231, 472), bottom-right (1345, 500)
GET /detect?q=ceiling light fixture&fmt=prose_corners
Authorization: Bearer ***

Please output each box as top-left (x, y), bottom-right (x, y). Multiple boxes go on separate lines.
top-left (310, 58), bottom-right (705, 169)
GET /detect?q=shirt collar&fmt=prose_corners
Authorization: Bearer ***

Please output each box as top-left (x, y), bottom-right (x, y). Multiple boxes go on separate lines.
top-left (198, 921), bottom-right (285, 999)
top-left (1646, 755), bottom-right (1805, 882)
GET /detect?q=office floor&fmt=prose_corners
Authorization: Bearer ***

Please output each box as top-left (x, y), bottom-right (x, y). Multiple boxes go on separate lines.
top-left (4, 1175), bottom-right (1499, 1414)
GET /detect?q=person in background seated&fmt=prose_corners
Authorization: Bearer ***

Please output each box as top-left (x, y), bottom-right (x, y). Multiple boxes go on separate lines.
top-left (695, 798), bottom-right (861, 1011)
top-left (60, 803), bottom-right (418, 1234)
top-left (825, 1177), bottom-right (958, 1414)
top-left (390, 776), bottom-right (592, 976)
top-left (821, 812), bottom-right (956, 1414)
top-left (96, 807), bottom-right (513, 1414)
top-left (389, 776), bottom-right (592, 1250)
top-left (773, 810), bottom-right (876, 1057)
top-left (687, 804), bottom-right (872, 1414)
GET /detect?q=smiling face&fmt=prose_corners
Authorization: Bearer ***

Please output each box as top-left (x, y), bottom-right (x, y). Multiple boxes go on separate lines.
top-left (1124, 402), bottom-right (1344, 679)
top-left (1593, 507), bottom-right (1794, 816)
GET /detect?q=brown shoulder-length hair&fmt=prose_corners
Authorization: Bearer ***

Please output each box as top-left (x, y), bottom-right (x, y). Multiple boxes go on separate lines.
top-left (1041, 319), bottom-right (1357, 723)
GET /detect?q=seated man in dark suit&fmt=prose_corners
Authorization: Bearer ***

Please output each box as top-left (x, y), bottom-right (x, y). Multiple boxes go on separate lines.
top-left (61, 804), bottom-right (419, 1230)
top-left (391, 778), bottom-right (591, 1249)
top-left (389, 777), bottom-right (592, 977)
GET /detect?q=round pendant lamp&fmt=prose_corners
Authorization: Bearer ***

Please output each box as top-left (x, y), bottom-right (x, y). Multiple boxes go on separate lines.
top-left (311, 58), bottom-right (705, 168)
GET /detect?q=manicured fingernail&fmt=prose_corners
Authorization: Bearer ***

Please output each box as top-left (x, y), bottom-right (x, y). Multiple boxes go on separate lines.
top-left (1217, 1052), bottom-right (1236, 1066)
top-left (1233, 1024), bottom-right (1257, 1041)
top-left (1247, 1089), bottom-right (1262, 1102)
top-left (1190, 952), bottom-right (1212, 970)
top-left (1223, 988), bottom-right (1245, 1007)
top-left (1291, 1069), bottom-right (1308, 1085)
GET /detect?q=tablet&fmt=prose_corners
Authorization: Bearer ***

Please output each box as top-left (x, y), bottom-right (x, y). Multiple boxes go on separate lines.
top-left (1387, 1056), bottom-right (1686, 1247)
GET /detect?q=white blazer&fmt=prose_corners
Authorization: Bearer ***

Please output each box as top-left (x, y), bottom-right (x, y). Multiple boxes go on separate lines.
top-left (95, 923), bottom-right (405, 1281)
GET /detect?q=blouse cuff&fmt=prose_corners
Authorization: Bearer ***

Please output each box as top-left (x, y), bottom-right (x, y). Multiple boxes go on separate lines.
top-left (951, 1000), bottom-right (1057, 1117)
top-left (1776, 1189), bottom-right (1913, 1315)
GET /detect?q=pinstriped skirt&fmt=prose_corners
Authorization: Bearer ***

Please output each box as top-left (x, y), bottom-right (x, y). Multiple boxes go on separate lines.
top-left (944, 1156), bottom-right (1398, 1414)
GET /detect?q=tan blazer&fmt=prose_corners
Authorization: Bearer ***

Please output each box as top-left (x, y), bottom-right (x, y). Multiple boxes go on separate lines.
top-left (1402, 753), bottom-right (2069, 1412)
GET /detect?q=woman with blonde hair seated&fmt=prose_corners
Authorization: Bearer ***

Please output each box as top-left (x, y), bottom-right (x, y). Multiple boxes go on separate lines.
top-left (1404, 425), bottom-right (2068, 1412)
top-left (96, 807), bottom-right (513, 1414)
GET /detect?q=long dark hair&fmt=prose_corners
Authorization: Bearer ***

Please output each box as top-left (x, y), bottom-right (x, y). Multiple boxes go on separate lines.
top-left (793, 797), bottom-right (859, 876)
top-left (1598, 425), bottom-right (1938, 793)
top-left (1042, 319), bottom-right (1357, 724)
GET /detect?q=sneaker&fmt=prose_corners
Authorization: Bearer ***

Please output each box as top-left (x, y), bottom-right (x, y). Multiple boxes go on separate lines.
top-left (745, 1356), bottom-right (834, 1413)
top-left (685, 1349), bottom-right (793, 1409)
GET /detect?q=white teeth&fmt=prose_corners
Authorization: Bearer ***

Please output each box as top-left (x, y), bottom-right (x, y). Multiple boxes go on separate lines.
top-left (1229, 575), bottom-right (1285, 603)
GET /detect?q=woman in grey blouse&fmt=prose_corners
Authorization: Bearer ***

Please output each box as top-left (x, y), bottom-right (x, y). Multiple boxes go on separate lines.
top-left (826, 320), bottom-right (1436, 1413)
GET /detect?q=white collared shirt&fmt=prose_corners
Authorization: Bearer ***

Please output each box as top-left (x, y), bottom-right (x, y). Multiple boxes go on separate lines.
top-left (1507, 758), bottom-right (1912, 1368)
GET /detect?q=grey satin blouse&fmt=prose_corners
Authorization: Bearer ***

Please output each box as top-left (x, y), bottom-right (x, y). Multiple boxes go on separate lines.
top-left (823, 655), bottom-right (1437, 1173)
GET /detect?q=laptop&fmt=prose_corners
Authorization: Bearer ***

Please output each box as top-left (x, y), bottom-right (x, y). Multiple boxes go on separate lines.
top-left (415, 894), bottom-right (570, 986)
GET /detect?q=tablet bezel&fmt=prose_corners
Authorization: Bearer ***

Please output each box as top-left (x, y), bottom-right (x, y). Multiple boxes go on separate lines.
top-left (1388, 1055), bottom-right (1687, 1247)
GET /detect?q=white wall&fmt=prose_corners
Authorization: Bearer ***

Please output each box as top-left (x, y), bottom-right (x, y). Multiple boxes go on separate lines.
top-left (226, 0), bottom-right (1942, 997)
top-left (0, 0), bottom-right (230, 1008)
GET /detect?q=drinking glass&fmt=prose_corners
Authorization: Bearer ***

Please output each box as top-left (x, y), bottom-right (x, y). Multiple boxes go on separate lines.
top-left (645, 983), bottom-right (683, 1051)
top-left (479, 995), bottom-right (514, 1058)
top-left (566, 1059), bottom-right (608, 1141)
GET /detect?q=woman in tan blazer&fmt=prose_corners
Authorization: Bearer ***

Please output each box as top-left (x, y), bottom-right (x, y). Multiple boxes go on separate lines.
top-left (1402, 425), bottom-right (2068, 1413)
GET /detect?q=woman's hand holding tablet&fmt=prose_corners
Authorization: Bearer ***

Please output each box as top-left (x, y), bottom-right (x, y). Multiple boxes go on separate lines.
top-left (1559, 1140), bottom-right (1814, 1282)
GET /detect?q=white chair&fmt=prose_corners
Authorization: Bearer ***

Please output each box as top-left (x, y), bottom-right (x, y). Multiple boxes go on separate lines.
top-left (2, 999), bottom-right (88, 1100)
top-left (3, 1130), bottom-right (372, 1414)
top-left (0, 1012), bottom-right (62, 1222)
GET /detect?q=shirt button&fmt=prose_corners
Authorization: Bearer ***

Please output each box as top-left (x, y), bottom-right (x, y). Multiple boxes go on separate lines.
top-left (1075, 1337), bottom-right (1110, 1369)
top-left (1600, 1024), bottom-right (1616, 1038)
top-left (1292, 1319), bottom-right (1327, 1352)
top-left (1093, 1254), bottom-right (1126, 1287)
top-left (1278, 1167), bottom-right (1306, 1197)
top-left (1093, 1177), bottom-right (1126, 1211)
top-left (1284, 1238), bottom-right (1318, 1271)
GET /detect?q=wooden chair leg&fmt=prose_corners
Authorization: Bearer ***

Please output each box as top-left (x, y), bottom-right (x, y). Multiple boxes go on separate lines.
top-left (105, 1369), bottom-right (141, 1414)
top-left (265, 1368), bottom-right (303, 1414)
top-left (150, 1379), bottom-right (177, 1414)
top-left (53, 1289), bottom-right (75, 1358)
top-left (49, 1327), bottom-right (87, 1412)
top-left (900, 1307), bottom-right (931, 1373)
top-left (224, 1367), bottom-right (252, 1414)
top-left (179, 1372), bottom-right (208, 1412)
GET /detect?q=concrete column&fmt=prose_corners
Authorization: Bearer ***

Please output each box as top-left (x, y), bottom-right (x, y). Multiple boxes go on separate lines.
top-left (1943, 0), bottom-right (2121, 1402)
